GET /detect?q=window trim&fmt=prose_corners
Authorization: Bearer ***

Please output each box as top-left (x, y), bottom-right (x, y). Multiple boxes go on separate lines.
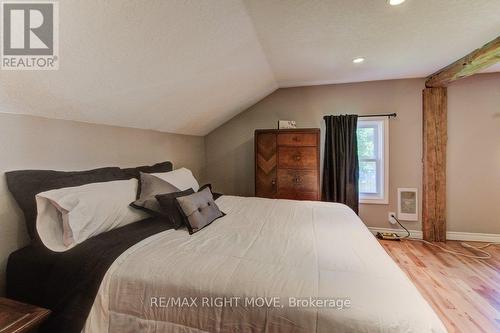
top-left (358, 117), bottom-right (389, 205)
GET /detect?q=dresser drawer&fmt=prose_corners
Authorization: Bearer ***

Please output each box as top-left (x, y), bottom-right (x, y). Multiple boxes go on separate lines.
top-left (278, 147), bottom-right (317, 169)
top-left (277, 133), bottom-right (317, 146)
top-left (277, 169), bottom-right (318, 193)
top-left (277, 190), bottom-right (319, 201)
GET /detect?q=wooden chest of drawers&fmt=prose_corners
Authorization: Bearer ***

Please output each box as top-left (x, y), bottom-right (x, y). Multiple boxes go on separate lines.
top-left (255, 128), bottom-right (320, 201)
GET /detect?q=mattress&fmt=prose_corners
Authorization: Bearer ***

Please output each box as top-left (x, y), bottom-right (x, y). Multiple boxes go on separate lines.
top-left (84, 196), bottom-right (447, 333)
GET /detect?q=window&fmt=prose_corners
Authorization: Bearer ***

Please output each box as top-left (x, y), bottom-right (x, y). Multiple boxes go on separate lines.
top-left (357, 117), bottom-right (389, 204)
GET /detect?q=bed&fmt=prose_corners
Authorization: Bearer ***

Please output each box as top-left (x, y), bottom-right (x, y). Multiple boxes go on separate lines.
top-left (82, 195), bottom-right (446, 333)
top-left (5, 163), bottom-right (446, 333)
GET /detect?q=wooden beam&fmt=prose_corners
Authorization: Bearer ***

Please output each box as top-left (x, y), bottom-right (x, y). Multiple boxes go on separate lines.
top-left (422, 87), bottom-right (447, 242)
top-left (425, 36), bottom-right (500, 88)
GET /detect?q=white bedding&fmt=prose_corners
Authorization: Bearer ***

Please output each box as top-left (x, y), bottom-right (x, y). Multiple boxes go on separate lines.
top-left (84, 196), bottom-right (447, 333)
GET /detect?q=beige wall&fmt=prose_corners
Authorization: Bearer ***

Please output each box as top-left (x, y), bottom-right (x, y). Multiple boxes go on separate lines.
top-left (205, 73), bottom-right (500, 235)
top-left (0, 113), bottom-right (205, 294)
top-left (447, 74), bottom-right (500, 234)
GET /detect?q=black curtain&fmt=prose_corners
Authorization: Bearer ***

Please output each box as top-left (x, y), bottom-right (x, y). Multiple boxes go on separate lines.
top-left (322, 115), bottom-right (359, 214)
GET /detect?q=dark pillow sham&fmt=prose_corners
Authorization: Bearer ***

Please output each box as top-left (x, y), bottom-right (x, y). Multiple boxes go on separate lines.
top-left (174, 187), bottom-right (225, 234)
top-left (122, 161), bottom-right (173, 179)
top-left (5, 161), bottom-right (173, 241)
top-left (155, 188), bottom-right (195, 229)
top-left (198, 183), bottom-right (211, 192)
top-left (5, 167), bottom-right (126, 241)
top-left (198, 183), bottom-right (223, 200)
top-left (131, 172), bottom-right (180, 215)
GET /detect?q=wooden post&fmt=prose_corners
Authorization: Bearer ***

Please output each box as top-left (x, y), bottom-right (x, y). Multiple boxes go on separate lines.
top-left (421, 36), bottom-right (499, 242)
top-left (422, 88), bottom-right (447, 242)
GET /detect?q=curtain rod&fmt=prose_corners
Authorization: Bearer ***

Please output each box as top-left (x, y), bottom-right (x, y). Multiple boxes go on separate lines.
top-left (358, 113), bottom-right (397, 118)
top-left (323, 113), bottom-right (397, 120)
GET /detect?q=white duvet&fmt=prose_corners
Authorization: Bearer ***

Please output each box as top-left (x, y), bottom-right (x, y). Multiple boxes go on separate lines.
top-left (84, 196), bottom-right (447, 333)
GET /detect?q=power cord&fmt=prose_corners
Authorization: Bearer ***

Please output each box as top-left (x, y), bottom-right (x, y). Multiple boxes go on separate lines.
top-left (391, 214), bottom-right (410, 239)
top-left (389, 214), bottom-right (499, 260)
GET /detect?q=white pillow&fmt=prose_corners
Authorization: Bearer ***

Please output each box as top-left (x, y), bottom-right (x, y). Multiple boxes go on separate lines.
top-left (35, 179), bottom-right (148, 252)
top-left (152, 168), bottom-right (199, 192)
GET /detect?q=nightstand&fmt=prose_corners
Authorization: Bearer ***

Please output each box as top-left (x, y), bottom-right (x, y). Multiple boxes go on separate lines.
top-left (0, 297), bottom-right (50, 333)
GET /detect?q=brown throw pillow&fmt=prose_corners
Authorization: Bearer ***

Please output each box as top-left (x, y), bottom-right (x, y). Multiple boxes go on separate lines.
top-left (155, 188), bottom-right (195, 229)
top-left (131, 172), bottom-right (180, 215)
top-left (174, 187), bottom-right (224, 234)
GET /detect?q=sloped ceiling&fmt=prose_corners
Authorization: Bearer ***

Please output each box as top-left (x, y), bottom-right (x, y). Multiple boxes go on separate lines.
top-left (0, 0), bottom-right (499, 135)
top-left (0, 0), bottom-right (277, 136)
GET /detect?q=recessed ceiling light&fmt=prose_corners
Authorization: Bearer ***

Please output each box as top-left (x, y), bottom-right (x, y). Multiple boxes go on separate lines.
top-left (352, 57), bottom-right (365, 64)
top-left (389, 0), bottom-right (406, 5)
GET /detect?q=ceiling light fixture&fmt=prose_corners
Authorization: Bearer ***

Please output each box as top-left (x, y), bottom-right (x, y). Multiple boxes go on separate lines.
top-left (352, 57), bottom-right (365, 64)
top-left (389, 0), bottom-right (406, 5)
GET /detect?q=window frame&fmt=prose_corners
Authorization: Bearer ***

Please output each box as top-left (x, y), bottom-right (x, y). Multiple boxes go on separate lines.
top-left (357, 117), bottom-right (389, 205)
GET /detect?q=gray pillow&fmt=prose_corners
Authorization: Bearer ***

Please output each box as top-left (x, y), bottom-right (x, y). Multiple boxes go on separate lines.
top-left (175, 187), bottom-right (224, 234)
top-left (131, 172), bottom-right (179, 214)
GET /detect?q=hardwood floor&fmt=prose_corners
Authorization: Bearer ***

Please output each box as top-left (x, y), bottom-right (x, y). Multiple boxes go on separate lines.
top-left (379, 239), bottom-right (500, 333)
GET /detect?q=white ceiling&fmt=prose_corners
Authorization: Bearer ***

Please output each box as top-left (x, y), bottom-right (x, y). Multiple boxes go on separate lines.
top-left (0, 0), bottom-right (499, 135)
top-left (0, 0), bottom-right (277, 136)
top-left (243, 0), bottom-right (500, 87)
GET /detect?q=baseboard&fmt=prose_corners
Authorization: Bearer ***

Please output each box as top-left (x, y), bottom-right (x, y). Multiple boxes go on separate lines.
top-left (445, 231), bottom-right (500, 242)
top-left (368, 227), bottom-right (500, 242)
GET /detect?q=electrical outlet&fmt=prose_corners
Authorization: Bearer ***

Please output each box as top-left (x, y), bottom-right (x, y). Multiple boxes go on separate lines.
top-left (388, 212), bottom-right (397, 225)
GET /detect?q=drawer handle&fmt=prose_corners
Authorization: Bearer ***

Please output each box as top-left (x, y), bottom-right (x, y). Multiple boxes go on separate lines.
top-left (293, 154), bottom-right (301, 161)
top-left (271, 179), bottom-right (276, 186)
top-left (293, 176), bottom-right (302, 184)
top-left (292, 136), bottom-right (300, 142)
